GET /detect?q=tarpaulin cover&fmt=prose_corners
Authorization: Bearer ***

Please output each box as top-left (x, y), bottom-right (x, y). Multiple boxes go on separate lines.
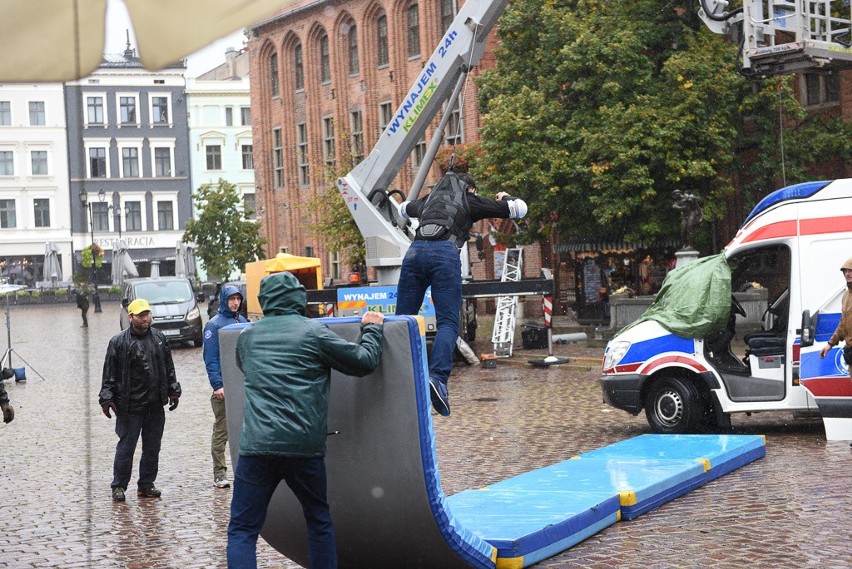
top-left (626, 253), bottom-right (731, 338)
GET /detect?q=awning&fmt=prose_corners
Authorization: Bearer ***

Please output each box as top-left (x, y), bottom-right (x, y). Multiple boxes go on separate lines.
top-left (555, 239), bottom-right (681, 253)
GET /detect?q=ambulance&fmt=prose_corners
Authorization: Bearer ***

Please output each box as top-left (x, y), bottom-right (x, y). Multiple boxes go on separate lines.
top-left (601, 179), bottom-right (852, 437)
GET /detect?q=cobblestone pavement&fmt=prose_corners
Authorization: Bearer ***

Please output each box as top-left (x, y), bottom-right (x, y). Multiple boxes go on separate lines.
top-left (0, 305), bottom-right (849, 568)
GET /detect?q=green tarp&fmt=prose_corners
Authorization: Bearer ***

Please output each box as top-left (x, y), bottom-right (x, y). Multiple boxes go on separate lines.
top-left (625, 253), bottom-right (731, 338)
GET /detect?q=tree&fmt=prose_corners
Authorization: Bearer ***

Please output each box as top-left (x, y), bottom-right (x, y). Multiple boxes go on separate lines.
top-left (183, 178), bottom-right (266, 281)
top-left (475, 0), bottom-right (852, 249)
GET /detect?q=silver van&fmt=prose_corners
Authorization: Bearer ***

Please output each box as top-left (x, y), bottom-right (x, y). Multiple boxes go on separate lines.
top-left (120, 277), bottom-right (204, 346)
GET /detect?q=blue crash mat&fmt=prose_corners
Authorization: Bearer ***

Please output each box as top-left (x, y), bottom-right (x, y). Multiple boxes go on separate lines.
top-left (446, 434), bottom-right (765, 568)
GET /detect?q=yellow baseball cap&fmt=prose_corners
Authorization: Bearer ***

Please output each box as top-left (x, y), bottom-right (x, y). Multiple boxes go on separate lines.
top-left (127, 298), bottom-right (151, 315)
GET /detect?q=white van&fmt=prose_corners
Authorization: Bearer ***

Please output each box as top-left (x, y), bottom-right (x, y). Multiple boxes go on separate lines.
top-left (601, 179), bottom-right (852, 437)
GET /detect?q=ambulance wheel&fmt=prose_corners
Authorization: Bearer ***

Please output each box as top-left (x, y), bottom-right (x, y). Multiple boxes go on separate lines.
top-left (645, 376), bottom-right (704, 434)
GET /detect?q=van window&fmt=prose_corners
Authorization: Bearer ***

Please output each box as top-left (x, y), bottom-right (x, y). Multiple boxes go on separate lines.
top-left (729, 244), bottom-right (791, 306)
top-left (135, 280), bottom-right (194, 304)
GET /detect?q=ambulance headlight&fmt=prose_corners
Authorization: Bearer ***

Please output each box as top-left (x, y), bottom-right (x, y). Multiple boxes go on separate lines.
top-left (603, 340), bottom-right (631, 370)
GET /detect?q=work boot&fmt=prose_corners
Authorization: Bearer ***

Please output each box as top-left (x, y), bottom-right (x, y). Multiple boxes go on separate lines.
top-left (112, 487), bottom-right (126, 502)
top-left (137, 486), bottom-right (162, 498)
top-left (429, 378), bottom-right (450, 417)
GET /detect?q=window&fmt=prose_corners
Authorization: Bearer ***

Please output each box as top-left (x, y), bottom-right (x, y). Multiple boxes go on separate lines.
top-left (119, 96), bottom-right (136, 124)
top-left (803, 71), bottom-right (840, 107)
top-left (33, 199), bottom-right (50, 228)
top-left (319, 34), bottom-right (331, 83)
top-left (270, 53), bottom-right (280, 97)
top-left (243, 192), bottom-right (257, 219)
top-left (304, 246), bottom-right (314, 257)
top-left (121, 147), bottom-right (140, 177)
top-left (30, 150), bottom-right (48, 175)
top-left (273, 127), bottom-right (283, 189)
top-left (154, 147), bottom-right (172, 177)
top-left (225, 107), bottom-right (233, 126)
top-left (348, 25), bottom-right (359, 75)
top-left (412, 136), bottom-right (426, 168)
top-left (297, 123), bottom-right (309, 186)
top-left (0, 151), bottom-right (13, 175)
top-left (407, 4), bottom-right (420, 58)
top-left (444, 99), bottom-right (463, 145)
top-left (0, 200), bottom-right (16, 228)
top-left (125, 201), bottom-right (142, 231)
top-left (242, 144), bottom-right (254, 170)
top-left (87, 96), bottom-right (104, 125)
top-left (440, 0), bottom-right (455, 33)
top-left (323, 117), bottom-right (335, 168)
top-left (379, 101), bottom-right (393, 135)
top-left (295, 44), bottom-right (304, 90)
top-left (157, 201), bottom-right (174, 230)
top-left (350, 111), bottom-right (364, 164)
top-left (29, 101), bottom-right (45, 125)
top-left (151, 96), bottom-right (169, 124)
top-left (240, 107), bottom-right (251, 126)
top-left (377, 15), bottom-right (389, 66)
top-left (329, 251), bottom-right (340, 280)
top-left (89, 147), bottom-right (107, 178)
top-left (206, 145), bottom-right (222, 170)
top-left (0, 101), bottom-right (10, 126)
top-left (92, 202), bottom-right (109, 231)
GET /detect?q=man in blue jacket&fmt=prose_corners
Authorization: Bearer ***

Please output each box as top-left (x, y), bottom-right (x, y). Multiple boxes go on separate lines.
top-left (227, 271), bottom-right (384, 569)
top-left (203, 284), bottom-right (248, 489)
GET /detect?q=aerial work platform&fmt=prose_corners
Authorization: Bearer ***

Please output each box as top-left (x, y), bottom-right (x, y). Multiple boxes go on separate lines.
top-left (221, 316), bottom-right (764, 568)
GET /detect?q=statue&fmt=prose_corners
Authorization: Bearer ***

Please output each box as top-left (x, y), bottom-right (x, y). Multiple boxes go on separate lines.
top-left (672, 190), bottom-right (702, 250)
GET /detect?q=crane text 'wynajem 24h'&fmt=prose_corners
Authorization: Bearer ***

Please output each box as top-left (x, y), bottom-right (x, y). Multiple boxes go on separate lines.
top-left (336, 0), bottom-right (852, 291)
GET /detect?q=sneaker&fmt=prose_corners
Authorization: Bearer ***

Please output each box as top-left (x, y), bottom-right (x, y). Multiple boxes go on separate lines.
top-left (214, 476), bottom-right (230, 489)
top-left (429, 378), bottom-right (451, 417)
top-left (137, 486), bottom-right (162, 498)
top-left (112, 487), bottom-right (126, 502)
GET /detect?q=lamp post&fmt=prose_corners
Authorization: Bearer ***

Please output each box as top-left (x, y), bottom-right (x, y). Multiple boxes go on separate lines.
top-left (78, 189), bottom-right (103, 313)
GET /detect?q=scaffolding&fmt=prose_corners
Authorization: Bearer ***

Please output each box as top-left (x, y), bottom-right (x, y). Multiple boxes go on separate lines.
top-left (491, 247), bottom-right (524, 356)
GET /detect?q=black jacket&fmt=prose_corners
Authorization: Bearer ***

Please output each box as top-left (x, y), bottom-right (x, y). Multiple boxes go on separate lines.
top-left (99, 326), bottom-right (181, 412)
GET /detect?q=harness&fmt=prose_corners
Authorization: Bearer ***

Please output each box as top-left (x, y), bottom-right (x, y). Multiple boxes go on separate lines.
top-left (415, 172), bottom-right (471, 248)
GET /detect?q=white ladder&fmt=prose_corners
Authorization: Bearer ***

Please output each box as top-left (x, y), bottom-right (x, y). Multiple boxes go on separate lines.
top-left (491, 247), bottom-right (523, 356)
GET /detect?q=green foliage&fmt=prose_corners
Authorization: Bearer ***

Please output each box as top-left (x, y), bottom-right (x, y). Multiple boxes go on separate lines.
top-left (303, 166), bottom-right (366, 267)
top-left (475, 0), bottom-right (852, 247)
top-left (183, 178), bottom-right (266, 281)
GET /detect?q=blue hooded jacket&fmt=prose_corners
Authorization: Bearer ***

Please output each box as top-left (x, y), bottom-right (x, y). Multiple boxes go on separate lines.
top-left (202, 284), bottom-right (248, 391)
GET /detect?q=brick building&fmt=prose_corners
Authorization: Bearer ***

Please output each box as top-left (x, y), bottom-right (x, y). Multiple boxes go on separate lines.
top-left (245, 0), bottom-right (543, 284)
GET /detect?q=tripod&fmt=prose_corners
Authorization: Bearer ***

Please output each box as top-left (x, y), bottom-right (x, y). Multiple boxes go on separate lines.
top-left (2, 290), bottom-right (45, 381)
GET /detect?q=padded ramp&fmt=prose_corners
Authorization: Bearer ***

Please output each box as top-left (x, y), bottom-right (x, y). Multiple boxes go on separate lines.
top-left (221, 316), bottom-right (496, 569)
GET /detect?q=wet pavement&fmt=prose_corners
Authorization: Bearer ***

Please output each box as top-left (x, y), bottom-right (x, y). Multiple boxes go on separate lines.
top-left (0, 304), bottom-right (849, 568)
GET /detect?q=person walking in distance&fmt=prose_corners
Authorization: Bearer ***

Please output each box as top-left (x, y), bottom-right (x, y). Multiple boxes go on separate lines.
top-left (203, 284), bottom-right (248, 489)
top-left (99, 298), bottom-right (181, 502)
top-left (75, 285), bottom-right (90, 327)
top-left (396, 171), bottom-right (527, 416)
top-left (227, 272), bottom-right (384, 569)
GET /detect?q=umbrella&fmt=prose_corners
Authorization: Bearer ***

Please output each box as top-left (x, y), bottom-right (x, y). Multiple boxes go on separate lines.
top-left (43, 242), bottom-right (63, 286)
top-left (0, 0), bottom-right (290, 82)
top-left (111, 240), bottom-right (138, 287)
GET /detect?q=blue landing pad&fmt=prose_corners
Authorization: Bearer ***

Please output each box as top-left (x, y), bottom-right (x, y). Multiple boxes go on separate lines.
top-left (447, 434), bottom-right (765, 568)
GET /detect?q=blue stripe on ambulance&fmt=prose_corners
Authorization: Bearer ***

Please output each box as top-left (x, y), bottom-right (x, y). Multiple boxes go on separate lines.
top-left (619, 335), bottom-right (696, 366)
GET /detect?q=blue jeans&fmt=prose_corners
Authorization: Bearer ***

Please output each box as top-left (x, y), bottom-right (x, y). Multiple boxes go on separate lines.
top-left (396, 239), bottom-right (462, 386)
top-left (227, 455), bottom-right (336, 569)
top-left (111, 405), bottom-right (165, 490)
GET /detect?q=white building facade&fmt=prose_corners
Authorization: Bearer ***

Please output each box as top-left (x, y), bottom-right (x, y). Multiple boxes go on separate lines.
top-left (0, 83), bottom-right (73, 285)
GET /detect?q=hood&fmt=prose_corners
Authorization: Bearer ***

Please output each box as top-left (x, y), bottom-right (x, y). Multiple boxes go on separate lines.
top-left (218, 284), bottom-right (243, 317)
top-left (258, 272), bottom-right (306, 316)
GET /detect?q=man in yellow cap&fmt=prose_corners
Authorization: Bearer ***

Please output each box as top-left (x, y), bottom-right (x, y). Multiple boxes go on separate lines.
top-left (99, 298), bottom-right (182, 502)
top-left (820, 257), bottom-right (852, 377)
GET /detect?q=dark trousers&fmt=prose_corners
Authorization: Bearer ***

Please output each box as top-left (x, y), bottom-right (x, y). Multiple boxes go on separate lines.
top-left (227, 455), bottom-right (336, 569)
top-left (396, 239), bottom-right (462, 385)
top-left (80, 307), bottom-right (88, 327)
top-left (111, 405), bottom-right (165, 490)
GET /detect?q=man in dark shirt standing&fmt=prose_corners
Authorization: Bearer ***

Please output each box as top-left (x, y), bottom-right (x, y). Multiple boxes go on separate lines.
top-left (99, 298), bottom-right (181, 502)
top-left (396, 171), bottom-right (527, 416)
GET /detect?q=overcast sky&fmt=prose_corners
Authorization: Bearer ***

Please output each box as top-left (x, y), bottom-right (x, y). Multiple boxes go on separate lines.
top-left (103, 0), bottom-right (245, 78)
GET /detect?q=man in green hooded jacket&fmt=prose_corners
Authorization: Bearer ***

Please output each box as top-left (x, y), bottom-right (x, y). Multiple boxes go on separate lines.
top-left (227, 271), bottom-right (384, 569)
